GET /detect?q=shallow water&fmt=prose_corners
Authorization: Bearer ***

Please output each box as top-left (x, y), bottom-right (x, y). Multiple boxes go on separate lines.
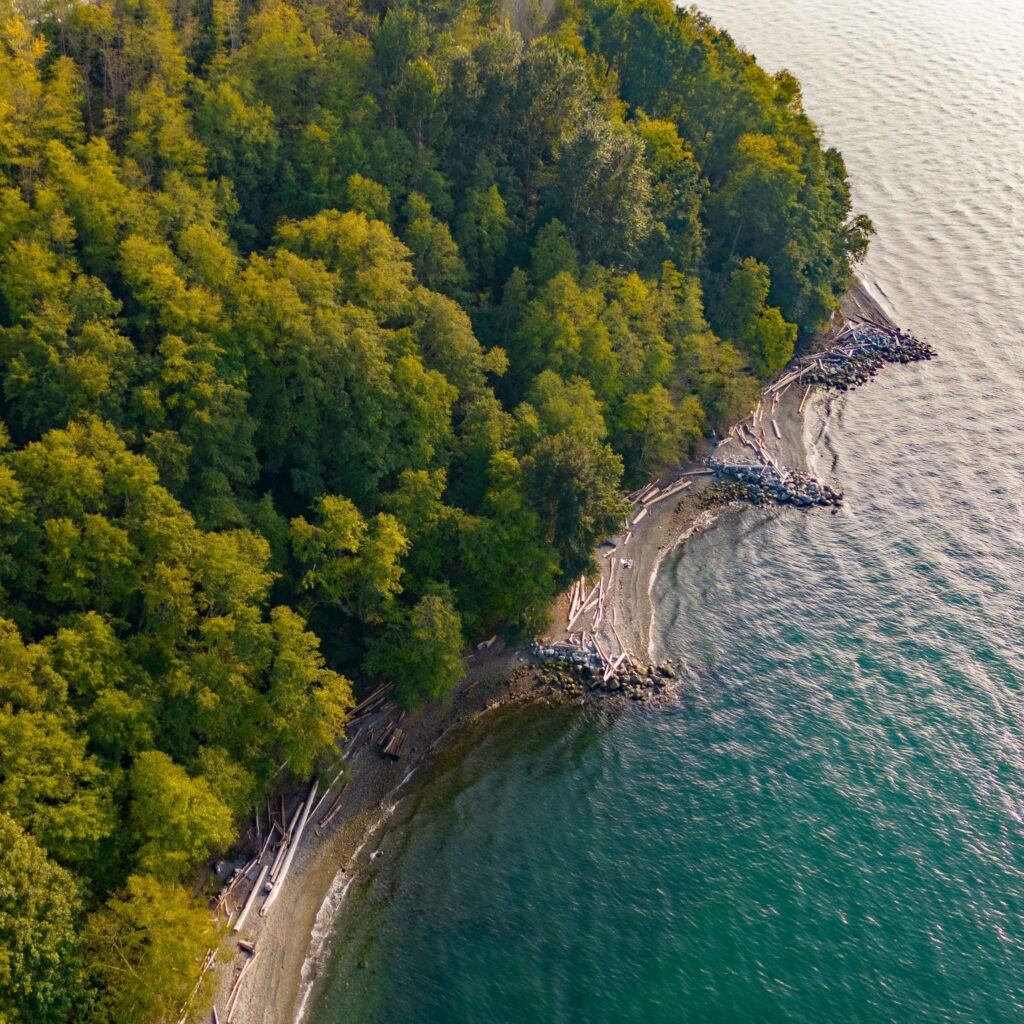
top-left (307, 2), bottom-right (1024, 1021)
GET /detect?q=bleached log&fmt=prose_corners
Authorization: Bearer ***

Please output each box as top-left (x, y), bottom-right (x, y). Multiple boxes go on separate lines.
top-left (633, 482), bottom-right (656, 503)
top-left (309, 763), bottom-right (349, 823)
top-left (567, 594), bottom-right (598, 632)
top-left (644, 480), bottom-right (691, 506)
top-left (262, 779), bottom-right (318, 917)
top-left (631, 507), bottom-right (648, 526)
top-left (269, 800), bottom-right (305, 882)
top-left (603, 652), bottom-right (627, 682)
top-left (610, 622), bottom-right (632, 666)
top-left (771, 418), bottom-right (781, 440)
top-left (232, 865), bottom-right (268, 933)
top-left (225, 951), bottom-right (259, 1022)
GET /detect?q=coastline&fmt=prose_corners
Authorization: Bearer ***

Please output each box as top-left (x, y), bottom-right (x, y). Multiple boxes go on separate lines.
top-left (207, 278), bottom-right (896, 1024)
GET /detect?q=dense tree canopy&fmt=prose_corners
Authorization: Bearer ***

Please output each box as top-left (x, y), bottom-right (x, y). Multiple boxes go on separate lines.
top-left (0, 0), bottom-right (868, 1017)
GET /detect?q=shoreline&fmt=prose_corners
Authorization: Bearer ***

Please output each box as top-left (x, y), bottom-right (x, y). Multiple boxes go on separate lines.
top-left (207, 279), bottom-right (898, 1024)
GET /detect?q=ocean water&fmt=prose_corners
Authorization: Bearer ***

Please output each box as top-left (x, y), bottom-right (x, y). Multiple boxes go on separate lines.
top-left (307, 1), bottom-right (1024, 1021)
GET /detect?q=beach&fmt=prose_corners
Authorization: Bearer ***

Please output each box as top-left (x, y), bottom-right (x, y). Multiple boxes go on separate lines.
top-left (208, 280), bottom-right (895, 1024)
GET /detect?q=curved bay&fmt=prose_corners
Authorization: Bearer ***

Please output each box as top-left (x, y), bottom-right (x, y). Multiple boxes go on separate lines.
top-left (309, 2), bottom-right (1024, 1021)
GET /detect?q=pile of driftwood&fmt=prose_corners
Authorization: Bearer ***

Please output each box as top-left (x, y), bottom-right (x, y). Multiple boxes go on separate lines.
top-left (553, 568), bottom-right (637, 682)
top-left (802, 318), bottom-right (935, 391)
top-left (626, 477), bottom-right (693, 514)
top-left (203, 677), bottom-right (409, 1021)
top-left (764, 315), bottom-right (935, 400)
top-left (531, 635), bottom-right (631, 684)
top-left (378, 722), bottom-right (406, 760)
top-left (202, 776), bottom-right (325, 1022)
top-left (706, 458), bottom-right (843, 508)
top-left (565, 573), bottom-right (613, 632)
top-left (347, 682), bottom-right (393, 724)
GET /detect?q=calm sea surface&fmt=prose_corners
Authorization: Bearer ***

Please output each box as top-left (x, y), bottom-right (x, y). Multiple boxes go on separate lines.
top-left (308, 1), bottom-right (1024, 1020)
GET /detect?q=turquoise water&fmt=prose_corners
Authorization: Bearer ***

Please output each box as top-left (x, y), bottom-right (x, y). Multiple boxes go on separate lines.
top-left (306, 1), bottom-right (1024, 1021)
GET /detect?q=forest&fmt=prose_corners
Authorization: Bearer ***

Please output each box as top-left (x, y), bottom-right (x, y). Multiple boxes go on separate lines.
top-left (0, 0), bottom-right (869, 1019)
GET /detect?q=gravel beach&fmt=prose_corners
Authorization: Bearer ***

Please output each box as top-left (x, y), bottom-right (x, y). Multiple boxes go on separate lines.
top-left (206, 280), bottom-right (896, 1024)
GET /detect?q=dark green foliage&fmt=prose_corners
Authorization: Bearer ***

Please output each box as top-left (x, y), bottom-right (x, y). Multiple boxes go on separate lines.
top-left (0, 0), bottom-right (868, 1016)
top-left (0, 814), bottom-right (82, 1024)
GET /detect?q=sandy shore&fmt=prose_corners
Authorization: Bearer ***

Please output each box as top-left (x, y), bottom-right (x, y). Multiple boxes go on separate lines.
top-left (203, 279), bottom-right (896, 1024)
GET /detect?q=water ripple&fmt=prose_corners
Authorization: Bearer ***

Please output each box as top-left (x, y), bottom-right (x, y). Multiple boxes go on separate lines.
top-left (309, 2), bottom-right (1024, 1021)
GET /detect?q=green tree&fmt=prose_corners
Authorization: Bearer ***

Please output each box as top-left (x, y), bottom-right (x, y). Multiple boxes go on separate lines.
top-left (525, 369), bottom-right (607, 442)
top-left (0, 814), bottom-right (82, 1024)
top-left (82, 874), bottom-right (218, 1024)
top-left (524, 433), bottom-right (627, 580)
top-left (346, 173), bottom-right (391, 222)
top-left (290, 495), bottom-right (408, 622)
top-left (510, 273), bottom-right (616, 396)
top-left (455, 183), bottom-right (511, 284)
top-left (402, 193), bottom-right (469, 296)
top-left (713, 258), bottom-right (796, 380)
top-left (366, 594), bottom-right (465, 707)
top-left (549, 115), bottom-right (653, 265)
top-left (128, 751), bottom-right (234, 880)
top-left (263, 607), bottom-right (354, 779)
top-left (615, 384), bottom-right (703, 478)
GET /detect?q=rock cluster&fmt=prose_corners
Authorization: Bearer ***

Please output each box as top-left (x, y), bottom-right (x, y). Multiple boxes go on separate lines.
top-left (529, 657), bottom-right (683, 705)
top-left (705, 460), bottom-right (843, 508)
top-left (803, 326), bottom-right (935, 391)
top-left (530, 639), bottom-right (600, 668)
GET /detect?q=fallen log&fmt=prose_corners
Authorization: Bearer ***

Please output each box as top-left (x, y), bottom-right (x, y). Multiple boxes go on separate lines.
top-left (603, 652), bottom-right (627, 682)
top-left (567, 594), bottom-right (598, 632)
top-left (610, 621), bottom-right (631, 664)
top-left (349, 683), bottom-right (392, 717)
top-left (309, 763), bottom-right (348, 823)
top-left (269, 800), bottom-right (305, 883)
top-left (232, 865), bottom-right (268, 933)
top-left (382, 727), bottom-right (406, 760)
top-left (644, 480), bottom-right (691, 506)
top-left (225, 951), bottom-right (259, 1023)
top-left (262, 779), bottom-right (319, 917)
